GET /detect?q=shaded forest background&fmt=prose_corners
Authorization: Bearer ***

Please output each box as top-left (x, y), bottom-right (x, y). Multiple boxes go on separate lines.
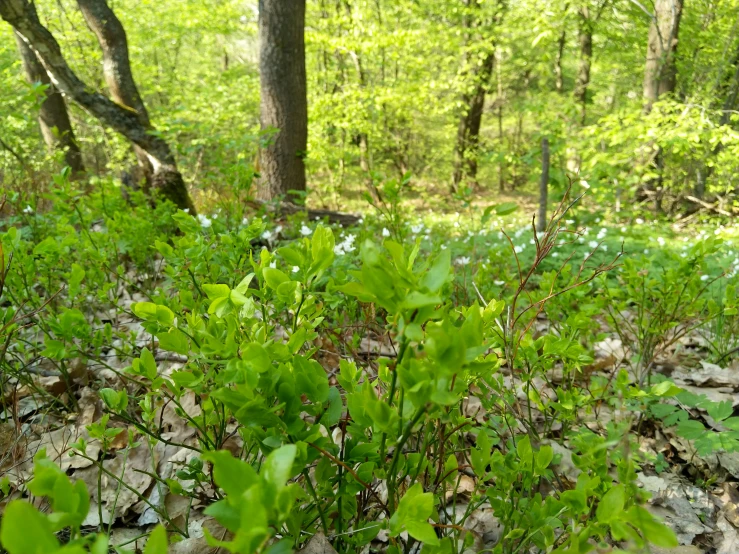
top-left (2, 0), bottom-right (738, 216)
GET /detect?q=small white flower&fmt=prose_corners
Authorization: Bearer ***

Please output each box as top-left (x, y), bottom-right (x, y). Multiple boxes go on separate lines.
top-left (411, 224), bottom-right (424, 234)
top-left (455, 256), bottom-right (471, 266)
top-left (197, 214), bottom-right (212, 228)
top-left (700, 275), bottom-right (710, 281)
top-left (602, 245), bottom-right (608, 251)
top-left (621, 226), bottom-right (627, 233)
top-left (292, 266), bottom-right (299, 273)
top-left (494, 280), bottom-right (505, 286)
top-left (23, 205), bottom-right (33, 214)
top-left (643, 249), bottom-right (649, 254)
top-left (262, 230), bottom-right (272, 240)
top-left (182, 208), bottom-right (189, 214)
top-left (566, 219), bottom-right (575, 225)
top-left (269, 261), bottom-right (277, 268)
top-left (635, 218), bottom-right (644, 225)
top-left (441, 244), bottom-right (447, 250)
top-left (300, 224), bottom-right (312, 236)
top-left (595, 218), bottom-right (601, 223)
top-left (382, 228), bottom-right (391, 237)
top-left (453, 221), bottom-right (460, 228)
top-left (514, 245), bottom-right (523, 253)
top-left (358, 218), bottom-right (364, 224)
top-left (275, 225), bottom-right (283, 234)
top-left (588, 241), bottom-right (598, 249)
top-left (242, 217), bottom-right (249, 225)
top-left (552, 252), bottom-right (559, 257)
top-left (657, 237), bottom-right (665, 246)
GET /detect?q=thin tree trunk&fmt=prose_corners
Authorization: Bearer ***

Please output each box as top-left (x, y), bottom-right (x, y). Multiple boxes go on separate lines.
top-left (453, 49), bottom-right (495, 191)
top-left (537, 138), bottom-right (549, 233)
top-left (695, 39), bottom-right (739, 197)
top-left (1, 0), bottom-right (195, 212)
top-left (573, 7), bottom-right (592, 124)
top-left (555, 29), bottom-right (566, 93)
top-left (258, 0), bottom-right (308, 201)
top-left (76, 0), bottom-right (154, 188)
top-left (14, 29), bottom-right (84, 176)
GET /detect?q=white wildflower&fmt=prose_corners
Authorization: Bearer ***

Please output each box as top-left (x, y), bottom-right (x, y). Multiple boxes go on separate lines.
top-left (269, 261), bottom-right (277, 268)
top-left (700, 275), bottom-right (710, 281)
top-left (588, 241), bottom-right (598, 249)
top-left (382, 228), bottom-right (391, 237)
top-left (455, 256), bottom-right (471, 266)
top-left (635, 218), bottom-right (644, 225)
top-left (494, 280), bottom-right (505, 286)
top-left (411, 224), bottom-right (424, 234)
top-left (292, 266), bottom-right (300, 273)
top-left (23, 205), bottom-right (33, 214)
top-left (197, 214), bottom-right (212, 228)
top-left (300, 224), bottom-right (312, 236)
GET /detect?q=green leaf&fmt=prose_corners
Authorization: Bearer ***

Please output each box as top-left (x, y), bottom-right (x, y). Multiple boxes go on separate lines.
top-left (421, 250), bottom-right (450, 293)
top-left (263, 268), bottom-right (290, 289)
top-left (144, 525), bottom-right (168, 554)
top-left (202, 284), bottom-right (231, 300)
top-left (405, 521), bottom-right (440, 545)
top-left (262, 445), bottom-right (297, 487)
top-left (596, 485), bottom-right (624, 524)
top-left (157, 328), bottom-right (189, 355)
top-left (203, 451), bottom-right (258, 497)
top-left (0, 501), bottom-right (60, 554)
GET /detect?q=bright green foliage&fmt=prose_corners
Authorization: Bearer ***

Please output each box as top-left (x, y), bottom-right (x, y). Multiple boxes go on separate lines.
top-left (2, 184), bottom-right (737, 553)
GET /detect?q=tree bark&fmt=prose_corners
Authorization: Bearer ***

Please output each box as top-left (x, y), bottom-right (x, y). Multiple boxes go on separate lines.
top-left (14, 29), bottom-right (84, 176)
top-left (76, 0), bottom-right (154, 187)
top-left (257, 0), bottom-right (308, 201)
top-left (573, 7), bottom-right (592, 124)
top-left (643, 0), bottom-right (684, 113)
top-left (452, 50), bottom-right (495, 191)
top-left (537, 137), bottom-right (549, 233)
top-left (0, 0), bottom-right (195, 212)
top-left (554, 29), bottom-right (566, 93)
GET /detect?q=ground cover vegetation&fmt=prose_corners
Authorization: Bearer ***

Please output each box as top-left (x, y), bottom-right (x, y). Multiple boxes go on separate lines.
top-left (2, 0), bottom-right (739, 553)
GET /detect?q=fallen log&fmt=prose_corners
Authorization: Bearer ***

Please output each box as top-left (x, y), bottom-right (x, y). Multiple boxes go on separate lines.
top-left (246, 200), bottom-right (361, 227)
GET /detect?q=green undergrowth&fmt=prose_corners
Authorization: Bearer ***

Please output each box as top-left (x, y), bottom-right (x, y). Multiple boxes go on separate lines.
top-left (1, 178), bottom-right (738, 554)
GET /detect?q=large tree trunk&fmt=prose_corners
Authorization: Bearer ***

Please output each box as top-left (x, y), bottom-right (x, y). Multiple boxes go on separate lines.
top-left (643, 0), bottom-right (684, 113)
top-left (258, 0), bottom-right (308, 201)
top-left (0, 0), bottom-right (195, 212)
top-left (76, 0), bottom-right (154, 188)
top-left (640, 0), bottom-right (683, 211)
top-left (14, 30), bottom-right (84, 176)
top-left (573, 7), bottom-right (592, 124)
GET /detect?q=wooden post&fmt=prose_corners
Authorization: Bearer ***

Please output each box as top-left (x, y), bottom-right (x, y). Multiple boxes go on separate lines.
top-left (537, 137), bottom-right (549, 233)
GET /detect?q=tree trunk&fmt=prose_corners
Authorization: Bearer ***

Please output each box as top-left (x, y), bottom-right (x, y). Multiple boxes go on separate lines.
top-left (76, 0), bottom-right (154, 188)
top-left (257, 0), bottom-right (308, 201)
top-left (554, 29), bottom-right (566, 93)
top-left (573, 7), bottom-right (592, 124)
top-left (14, 29), bottom-right (84, 176)
top-left (1, 0), bottom-right (195, 212)
top-left (537, 137), bottom-right (549, 233)
top-left (643, 0), bottom-right (684, 113)
top-left (452, 41), bottom-right (495, 191)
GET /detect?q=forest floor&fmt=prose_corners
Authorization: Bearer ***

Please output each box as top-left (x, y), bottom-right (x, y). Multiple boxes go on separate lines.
top-left (2, 189), bottom-right (739, 554)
